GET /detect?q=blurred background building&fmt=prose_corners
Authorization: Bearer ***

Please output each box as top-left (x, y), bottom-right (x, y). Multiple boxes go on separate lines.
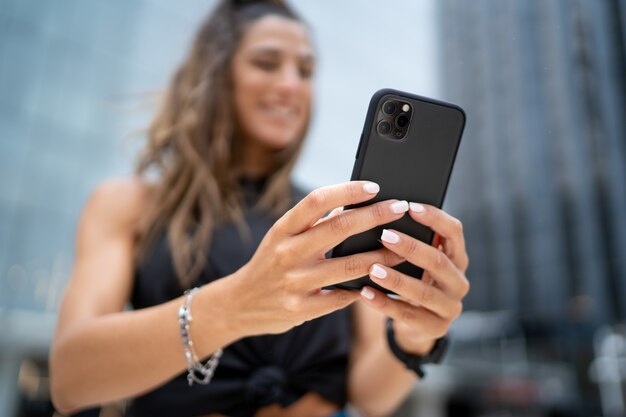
top-left (442, 0), bottom-right (626, 326)
top-left (438, 0), bottom-right (626, 416)
top-left (0, 0), bottom-right (625, 417)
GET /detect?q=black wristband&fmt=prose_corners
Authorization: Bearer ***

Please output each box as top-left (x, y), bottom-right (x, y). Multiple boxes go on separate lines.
top-left (385, 317), bottom-right (449, 378)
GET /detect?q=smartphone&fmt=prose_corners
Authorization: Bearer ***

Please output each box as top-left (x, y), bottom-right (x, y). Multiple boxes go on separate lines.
top-left (329, 88), bottom-right (466, 295)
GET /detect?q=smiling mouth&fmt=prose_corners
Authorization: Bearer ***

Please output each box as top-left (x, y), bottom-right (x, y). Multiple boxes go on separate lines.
top-left (261, 104), bottom-right (299, 121)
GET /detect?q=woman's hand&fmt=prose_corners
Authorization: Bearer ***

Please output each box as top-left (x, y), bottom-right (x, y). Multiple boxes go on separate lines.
top-left (224, 181), bottom-right (408, 337)
top-left (358, 203), bottom-right (470, 355)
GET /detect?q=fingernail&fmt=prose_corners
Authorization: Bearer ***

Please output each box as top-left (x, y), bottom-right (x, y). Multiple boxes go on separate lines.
top-left (390, 200), bottom-right (409, 214)
top-left (410, 202), bottom-right (425, 213)
top-left (381, 229), bottom-right (400, 244)
top-left (361, 287), bottom-right (375, 300)
top-left (370, 264), bottom-right (387, 279)
top-left (363, 182), bottom-right (380, 194)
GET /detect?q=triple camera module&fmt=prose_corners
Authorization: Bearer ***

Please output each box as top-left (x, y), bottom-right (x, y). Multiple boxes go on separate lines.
top-left (376, 98), bottom-right (412, 140)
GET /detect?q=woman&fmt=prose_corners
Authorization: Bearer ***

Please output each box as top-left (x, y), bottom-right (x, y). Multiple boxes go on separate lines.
top-left (49, 1), bottom-right (470, 416)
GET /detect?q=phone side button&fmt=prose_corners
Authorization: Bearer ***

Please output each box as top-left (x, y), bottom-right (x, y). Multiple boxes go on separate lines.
top-left (355, 132), bottom-right (364, 159)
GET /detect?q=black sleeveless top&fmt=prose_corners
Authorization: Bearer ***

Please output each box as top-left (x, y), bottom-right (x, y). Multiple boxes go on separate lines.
top-left (128, 179), bottom-right (352, 417)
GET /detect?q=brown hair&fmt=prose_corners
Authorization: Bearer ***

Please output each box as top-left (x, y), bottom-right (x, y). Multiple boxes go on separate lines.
top-left (135, 0), bottom-right (308, 286)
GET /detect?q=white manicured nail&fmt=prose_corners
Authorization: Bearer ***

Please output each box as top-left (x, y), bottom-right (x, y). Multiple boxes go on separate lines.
top-left (363, 182), bottom-right (380, 194)
top-left (370, 264), bottom-right (387, 279)
top-left (361, 287), bottom-right (375, 300)
top-left (390, 200), bottom-right (409, 214)
top-left (381, 229), bottom-right (400, 244)
top-left (410, 202), bottom-right (425, 213)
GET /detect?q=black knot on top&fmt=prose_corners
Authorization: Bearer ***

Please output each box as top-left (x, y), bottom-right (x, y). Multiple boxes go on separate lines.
top-left (245, 365), bottom-right (292, 406)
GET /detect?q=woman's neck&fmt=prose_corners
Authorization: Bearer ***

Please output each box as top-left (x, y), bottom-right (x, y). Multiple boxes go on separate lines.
top-left (237, 138), bottom-right (275, 179)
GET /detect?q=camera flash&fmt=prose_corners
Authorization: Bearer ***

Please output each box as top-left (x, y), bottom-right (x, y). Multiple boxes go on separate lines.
top-left (402, 104), bottom-right (410, 112)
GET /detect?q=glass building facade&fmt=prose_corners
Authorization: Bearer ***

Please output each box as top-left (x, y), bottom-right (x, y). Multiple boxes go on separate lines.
top-left (437, 0), bottom-right (626, 415)
top-left (440, 0), bottom-right (626, 325)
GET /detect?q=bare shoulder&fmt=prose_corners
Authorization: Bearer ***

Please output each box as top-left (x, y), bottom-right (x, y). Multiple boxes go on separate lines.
top-left (59, 177), bottom-right (154, 318)
top-left (81, 177), bottom-right (153, 234)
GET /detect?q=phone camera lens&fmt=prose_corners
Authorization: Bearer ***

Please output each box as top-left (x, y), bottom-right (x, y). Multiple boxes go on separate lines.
top-left (382, 101), bottom-right (397, 115)
top-left (396, 114), bottom-right (409, 128)
top-left (377, 120), bottom-right (392, 134)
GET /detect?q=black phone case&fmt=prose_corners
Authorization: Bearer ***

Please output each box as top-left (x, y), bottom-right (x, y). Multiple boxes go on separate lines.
top-left (330, 88), bottom-right (466, 294)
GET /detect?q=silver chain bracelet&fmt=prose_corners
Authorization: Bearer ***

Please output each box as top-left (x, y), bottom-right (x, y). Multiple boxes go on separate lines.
top-left (178, 287), bottom-right (223, 386)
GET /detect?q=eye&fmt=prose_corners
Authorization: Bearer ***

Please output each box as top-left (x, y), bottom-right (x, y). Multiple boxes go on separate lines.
top-left (253, 59), bottom-right (278, 72)
top-left (299, 65), bottom-right (313, 79)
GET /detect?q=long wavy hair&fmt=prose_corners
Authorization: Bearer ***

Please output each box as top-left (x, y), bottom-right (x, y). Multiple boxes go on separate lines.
top-left (134, 0), bottom-right (308, 287)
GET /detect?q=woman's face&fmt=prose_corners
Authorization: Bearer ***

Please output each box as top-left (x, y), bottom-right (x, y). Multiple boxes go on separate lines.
top-left (231, 15), bottom-right (314, 153)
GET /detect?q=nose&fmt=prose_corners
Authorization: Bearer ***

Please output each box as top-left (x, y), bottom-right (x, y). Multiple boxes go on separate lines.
top-left (275, 63), bottom-right (305, 93)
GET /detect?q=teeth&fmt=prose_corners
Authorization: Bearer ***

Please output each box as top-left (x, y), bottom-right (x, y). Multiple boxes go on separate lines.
top-left (265, 106), bottom-right (296, 118)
